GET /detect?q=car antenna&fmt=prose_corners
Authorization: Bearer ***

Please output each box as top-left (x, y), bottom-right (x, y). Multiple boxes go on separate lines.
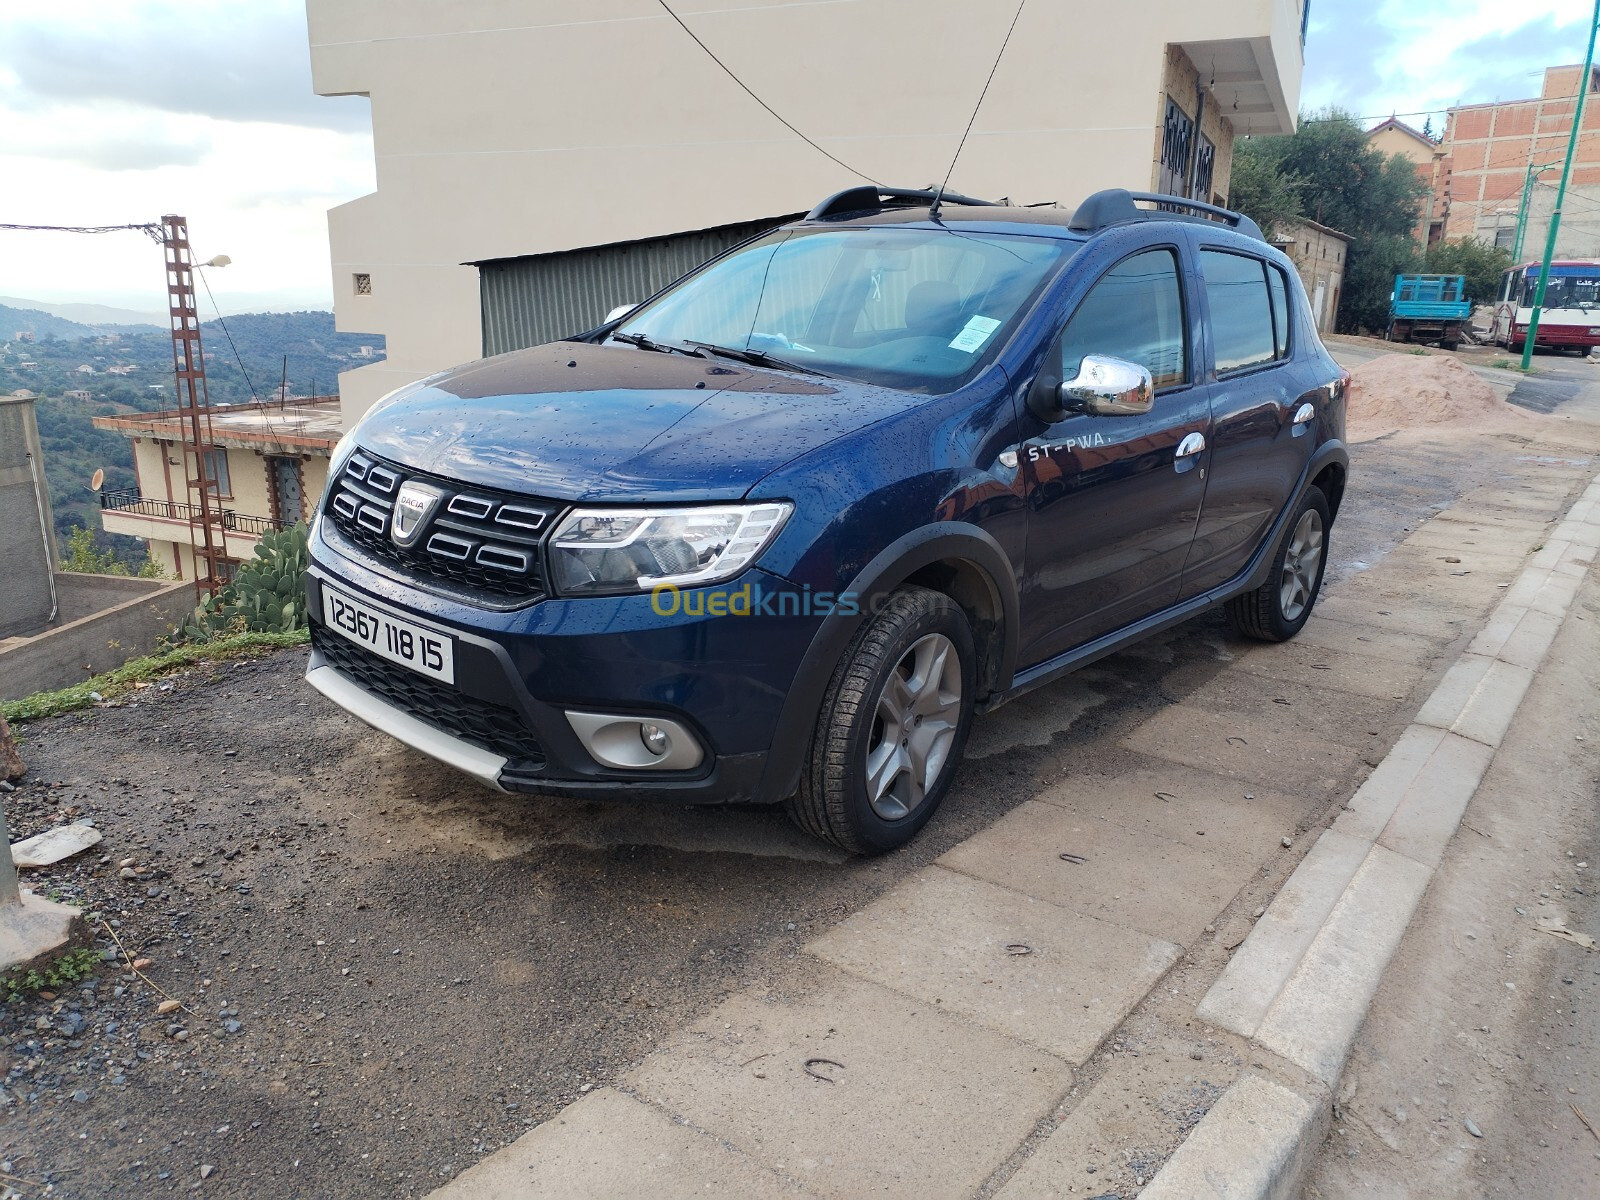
top-left (929, 0), bottom-right (1028, 223)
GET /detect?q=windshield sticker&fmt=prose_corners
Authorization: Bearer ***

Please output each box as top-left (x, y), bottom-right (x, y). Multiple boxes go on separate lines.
top-left (948, 315), bottom-right (1002, 353)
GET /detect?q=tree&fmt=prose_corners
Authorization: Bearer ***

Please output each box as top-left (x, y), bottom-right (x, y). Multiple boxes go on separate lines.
top-left (1227, 109), bottom-right (1430, 333)
top-left (1425, 238), bottom-right (1513, 307)
top-left (1228, 140), bottom-right (1303, 239)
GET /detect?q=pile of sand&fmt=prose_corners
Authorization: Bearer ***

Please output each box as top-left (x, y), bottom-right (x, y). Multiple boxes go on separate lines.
top-left (1345, 353), bottom-right (1527, 442)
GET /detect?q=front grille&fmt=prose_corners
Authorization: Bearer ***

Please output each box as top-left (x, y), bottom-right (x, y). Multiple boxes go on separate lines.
top-left (312, 624), bottom-right (546, 773)
top-left (324, 449), bottom-right (561, 606)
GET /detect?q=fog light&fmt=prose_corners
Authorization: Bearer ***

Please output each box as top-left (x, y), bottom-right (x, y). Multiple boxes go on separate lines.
top-left (564, 711), bottom-right (704, 771)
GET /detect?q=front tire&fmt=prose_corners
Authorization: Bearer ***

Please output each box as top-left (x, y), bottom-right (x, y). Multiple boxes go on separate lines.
top-left (1226, 487), bottom-right (1331, 642)
top-left (788, 587), bottom-right (976, 854)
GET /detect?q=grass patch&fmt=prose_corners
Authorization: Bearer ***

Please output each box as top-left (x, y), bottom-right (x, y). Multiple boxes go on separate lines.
top-left (2, 629), bottom-right (309, 723)
top-left (4, 946), bottom-right (103, 1004)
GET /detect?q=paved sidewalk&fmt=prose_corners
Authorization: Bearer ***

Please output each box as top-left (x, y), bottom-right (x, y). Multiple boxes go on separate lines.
top-left (426, 464), bottom-right (1600, 1200)
top-left (1303, 573), bottom-right (1600, 1196)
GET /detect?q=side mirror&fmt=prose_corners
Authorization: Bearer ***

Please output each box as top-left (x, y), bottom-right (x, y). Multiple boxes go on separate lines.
top-left (1029, 353), bottom-right (1154, 422)
top-left (604, 303), bottom-right (638, 324)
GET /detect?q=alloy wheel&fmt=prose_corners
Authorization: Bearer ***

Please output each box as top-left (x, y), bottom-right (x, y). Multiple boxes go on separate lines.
top-left (1279, 508), bottom-right (1325, 623)
top-left (864, 632), bottom-right (963, 821)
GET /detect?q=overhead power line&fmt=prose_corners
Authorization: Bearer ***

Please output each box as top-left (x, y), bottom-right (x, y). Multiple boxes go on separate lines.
top-left (194, 264), bottom-right (263, 407)
top-left (0, 221), bottom-right (162, 240)
top-left (653, 0), bottom-right (881, 185)
top-left (935, 0), bottom-right (1027, 209)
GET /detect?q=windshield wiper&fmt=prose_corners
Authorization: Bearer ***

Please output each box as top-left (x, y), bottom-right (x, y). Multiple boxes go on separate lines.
top-left (684, 341), bottom-right (829, 376)
top-left (610, 331), bottom-right (703, 358)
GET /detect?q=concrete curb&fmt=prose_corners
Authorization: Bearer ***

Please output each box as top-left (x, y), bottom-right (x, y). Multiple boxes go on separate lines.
top-left (1151, 473), bottom-right (1600, 1197)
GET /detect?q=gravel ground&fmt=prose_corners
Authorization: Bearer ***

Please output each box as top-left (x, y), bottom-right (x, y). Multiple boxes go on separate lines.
top-left (1, 423), bottom-right (1595, 1198)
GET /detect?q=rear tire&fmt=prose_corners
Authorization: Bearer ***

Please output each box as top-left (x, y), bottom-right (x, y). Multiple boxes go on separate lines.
top-left (1226, 487), bottom-right (1331, 643)
top-left (787, 587), bottom-right (976, 855)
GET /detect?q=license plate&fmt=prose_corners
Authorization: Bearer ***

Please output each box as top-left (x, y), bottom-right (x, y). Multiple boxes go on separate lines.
top-left (321, 585), bottom-right (455, 684)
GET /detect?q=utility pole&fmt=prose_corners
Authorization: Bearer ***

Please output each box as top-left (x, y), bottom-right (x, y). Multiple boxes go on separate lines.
top-left (1523, 2), bottom-right (1600, 370)
top-left (0, 216), bottom-right (231, 598)
top-left (161, 216), bottom-right (231, 599)
top-left (1512, 160), bottom-right (1562, 264)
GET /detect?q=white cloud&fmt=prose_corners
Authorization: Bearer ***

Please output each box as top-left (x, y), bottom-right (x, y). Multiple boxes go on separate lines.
top-left (1303, 0), bottom-right (1597, 122)
top-left (0, 0), bottom-right (373, 313)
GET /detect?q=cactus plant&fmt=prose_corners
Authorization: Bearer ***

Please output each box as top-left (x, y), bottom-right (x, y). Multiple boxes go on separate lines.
top-left (179, 524), bottom-right (310, 641)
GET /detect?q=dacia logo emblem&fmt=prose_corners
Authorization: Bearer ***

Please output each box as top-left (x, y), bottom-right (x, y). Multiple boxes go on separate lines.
top-left (391, 481), bottom-right (443, 548)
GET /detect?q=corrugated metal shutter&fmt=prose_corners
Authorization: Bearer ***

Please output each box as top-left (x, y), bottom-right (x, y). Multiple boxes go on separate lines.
top-left (478, 216), bottom-right (799, 357)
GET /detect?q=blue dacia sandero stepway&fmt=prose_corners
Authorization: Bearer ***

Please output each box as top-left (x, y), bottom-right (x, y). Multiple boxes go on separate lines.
top-left (305, 187), bottom-right (1349, 854)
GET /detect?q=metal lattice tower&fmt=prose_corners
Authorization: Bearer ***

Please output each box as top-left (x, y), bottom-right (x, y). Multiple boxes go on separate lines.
top-left (161, 215), bottom-right (230, 600)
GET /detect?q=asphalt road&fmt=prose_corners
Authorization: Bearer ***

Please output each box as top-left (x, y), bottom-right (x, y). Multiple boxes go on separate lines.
top-left (2, 370), bottom-right (1597, 1197)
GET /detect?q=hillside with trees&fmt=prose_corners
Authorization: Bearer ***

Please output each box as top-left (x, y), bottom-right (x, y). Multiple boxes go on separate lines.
top-left (0, 306), bottom-right (382, 567)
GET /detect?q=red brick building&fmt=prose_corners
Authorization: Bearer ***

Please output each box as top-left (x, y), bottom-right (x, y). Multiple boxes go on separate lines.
top-left (1441, 65), bottom-right (1600, 257)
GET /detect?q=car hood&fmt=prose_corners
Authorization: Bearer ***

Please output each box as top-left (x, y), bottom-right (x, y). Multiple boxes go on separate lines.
top-left (349, 342), bottom-right (921, 503)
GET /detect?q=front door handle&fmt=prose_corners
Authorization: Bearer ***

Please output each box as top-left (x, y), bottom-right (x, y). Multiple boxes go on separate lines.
top-left (1174, 430), bottom-right (1205, 475)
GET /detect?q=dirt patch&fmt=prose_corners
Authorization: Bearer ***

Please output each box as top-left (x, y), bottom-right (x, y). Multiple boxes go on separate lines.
top-left (1346, 353), bottom-right (1531, 442)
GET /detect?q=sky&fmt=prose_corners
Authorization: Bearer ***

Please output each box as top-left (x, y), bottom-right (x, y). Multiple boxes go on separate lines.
top-left (1, 0), bottom-right (1598, 318)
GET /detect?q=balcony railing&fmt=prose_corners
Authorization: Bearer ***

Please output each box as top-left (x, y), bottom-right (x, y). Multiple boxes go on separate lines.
top-left (99, 487), bottom-right (286, 537)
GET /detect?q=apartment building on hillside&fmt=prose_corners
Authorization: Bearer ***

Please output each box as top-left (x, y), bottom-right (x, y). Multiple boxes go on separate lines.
top-left (1440, 64), bottom-right (1600, 258)
top-left (308, 0), bottom-right (1310, 424)
top-left (92, 400), bottom-right (341, 581)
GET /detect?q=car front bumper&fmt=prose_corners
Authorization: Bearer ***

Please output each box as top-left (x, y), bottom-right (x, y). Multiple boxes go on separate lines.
top-left (304, 530), bottom-right (827, 805)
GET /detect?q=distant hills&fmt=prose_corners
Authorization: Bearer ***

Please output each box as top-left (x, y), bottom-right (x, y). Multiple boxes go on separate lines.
top-left (1, 306), bottom-right (384, 568)
top-left (0, 296), bottom-right (165, 332)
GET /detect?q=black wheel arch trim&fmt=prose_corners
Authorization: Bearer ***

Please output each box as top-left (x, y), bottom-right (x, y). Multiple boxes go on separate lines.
top-left (752, 522), bottom-right (1020, 806)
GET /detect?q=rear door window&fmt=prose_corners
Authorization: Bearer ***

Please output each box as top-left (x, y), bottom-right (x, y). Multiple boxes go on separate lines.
top-left (1200, 249), bottom-right (1277, 375)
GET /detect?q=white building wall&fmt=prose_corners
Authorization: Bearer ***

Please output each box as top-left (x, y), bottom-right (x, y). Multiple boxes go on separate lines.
top-left (309, 0), bottom-right (1304, 423)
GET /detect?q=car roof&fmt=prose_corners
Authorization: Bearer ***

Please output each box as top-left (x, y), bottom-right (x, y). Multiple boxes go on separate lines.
top-left (793, 203), bottom-right (1087, 241)
top-left (792, 187), bottom-right (1266, 245)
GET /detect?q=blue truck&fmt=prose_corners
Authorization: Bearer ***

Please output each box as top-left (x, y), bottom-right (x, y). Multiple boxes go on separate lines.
top-left (1387, 273), bottom-right (1472, 349)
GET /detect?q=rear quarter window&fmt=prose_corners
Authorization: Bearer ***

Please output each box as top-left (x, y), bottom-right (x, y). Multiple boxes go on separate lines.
top-left (1200, 249), bottom-right (1283, 375)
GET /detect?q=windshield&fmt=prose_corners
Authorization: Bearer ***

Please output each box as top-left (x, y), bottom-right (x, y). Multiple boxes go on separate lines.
top-left (613, 226), bottom-right (1075, 391)
top-left (1521, 272), bottom-right (1600, 310)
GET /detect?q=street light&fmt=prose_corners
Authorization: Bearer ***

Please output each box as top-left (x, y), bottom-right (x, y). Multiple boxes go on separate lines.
top-left (1511, 161), bottom-right (1562, 263)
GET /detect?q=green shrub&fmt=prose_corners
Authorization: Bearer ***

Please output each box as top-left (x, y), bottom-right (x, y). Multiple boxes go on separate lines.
top-left (180, 524), bottom-right (309, 640)
top-left (4, 946), bottom-right (102, 1003)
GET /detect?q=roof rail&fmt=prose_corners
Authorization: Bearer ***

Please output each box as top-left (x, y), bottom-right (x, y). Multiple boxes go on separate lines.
top-left (1069, 189), bottom-right (1264, 242)
top-left (806, 186), bottom-right (1004, 221)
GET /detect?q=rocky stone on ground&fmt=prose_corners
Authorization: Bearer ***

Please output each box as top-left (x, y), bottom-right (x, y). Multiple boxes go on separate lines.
top-left (0, 712), bottom-right (25, 782)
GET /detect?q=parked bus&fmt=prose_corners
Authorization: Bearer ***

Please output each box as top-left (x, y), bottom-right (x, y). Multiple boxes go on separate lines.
top-left (1490, 260), bottom-right (1600, 354)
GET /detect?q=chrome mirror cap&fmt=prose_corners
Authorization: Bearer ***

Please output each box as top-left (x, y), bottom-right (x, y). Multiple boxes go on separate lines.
top-left (1060, 354), bottom-right (1155, 416)
top-left (604, 303), bottom-right (638, 324)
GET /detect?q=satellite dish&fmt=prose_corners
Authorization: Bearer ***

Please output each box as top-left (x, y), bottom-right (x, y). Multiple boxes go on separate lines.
top-left (90, 468), bottom-right (105, 491)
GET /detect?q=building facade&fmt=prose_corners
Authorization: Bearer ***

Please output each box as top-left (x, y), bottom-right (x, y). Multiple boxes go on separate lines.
top-left (1367, 116), bottom-right (1449, 244)
top-left (308, 0), bottom-right (1308, 424)
top-left (1269, 217), bottom-right (1348, 332)
top-left (0, 394), bottom-right (59, 639)
top-left (92, 400), bottom-right (342, 581)
top-left (1440, 64), bottom-right (1600, 258)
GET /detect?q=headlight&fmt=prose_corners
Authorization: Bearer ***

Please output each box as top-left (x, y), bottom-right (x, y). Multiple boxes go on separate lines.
top-left (549, 502), bottom-right (792, 596)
